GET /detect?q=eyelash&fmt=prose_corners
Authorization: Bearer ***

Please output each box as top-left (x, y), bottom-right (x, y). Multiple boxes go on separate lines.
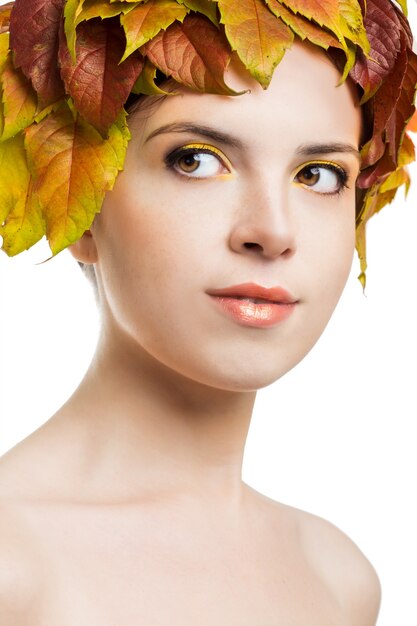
top-left (164, 144), bottom-right (231, 180)
top-left (294, 161), bottom-right (350, 197)
top-left (164, 145), bottom-right (350, 196)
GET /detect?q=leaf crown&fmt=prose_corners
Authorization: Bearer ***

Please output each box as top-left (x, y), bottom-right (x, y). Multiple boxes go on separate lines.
top-left (0, 0), bottom-right (416, 289)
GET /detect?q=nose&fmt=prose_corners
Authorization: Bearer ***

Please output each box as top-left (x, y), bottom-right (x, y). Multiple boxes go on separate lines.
top-left (228, 180), bottom-right (297, 260)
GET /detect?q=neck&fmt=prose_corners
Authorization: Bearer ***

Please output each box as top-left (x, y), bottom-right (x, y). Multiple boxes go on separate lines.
top-left (55, 318), bottom-right (257, 509)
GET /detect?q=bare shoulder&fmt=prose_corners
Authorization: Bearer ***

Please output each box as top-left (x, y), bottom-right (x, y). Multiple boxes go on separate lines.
top-left (295, 505), bottom-right (381, 625)
top-left (0, 448), bottom-right (45, 624)
top-left (0, 499), bottom-right (42, 625)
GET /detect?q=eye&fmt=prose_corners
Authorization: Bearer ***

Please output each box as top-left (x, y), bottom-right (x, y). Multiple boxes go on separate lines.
top-left (294, 162), bottom-right (349, 195)
top-left (165, 143), bottom-right (232, 179)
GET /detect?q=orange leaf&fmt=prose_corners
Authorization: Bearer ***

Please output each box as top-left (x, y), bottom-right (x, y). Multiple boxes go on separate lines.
top-left (217, 0), bottom-right (294, 89)
top-left (406, 111), bottom-right (417, 133)
top-left (265, 0), bottom-right (341, 51)
top-left (23, 101), bottom-right (130, 255)
top-left (58, 18), bottom-right (143, 136)
top-left (121, 0), bottom-right (189, 61)
top-left (280, 0), bottom-right (343, 41)
top-left (0, 2), bottom-right (13, 34)
top-left (142, 14), bottom-right (238, 94)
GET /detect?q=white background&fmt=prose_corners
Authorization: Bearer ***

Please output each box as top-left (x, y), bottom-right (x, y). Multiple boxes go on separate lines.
top-left (0, 2), bottom-right (416, 625)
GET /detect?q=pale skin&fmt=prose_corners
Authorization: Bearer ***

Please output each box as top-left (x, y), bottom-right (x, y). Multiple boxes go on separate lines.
top-left (0, 41), bottom-right (381, 625)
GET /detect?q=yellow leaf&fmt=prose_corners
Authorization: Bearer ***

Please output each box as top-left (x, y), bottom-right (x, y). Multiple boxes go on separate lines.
top-left (24, 101), bottom-right (131, 255)
top-left (1, 51), bottom-right (38, 141)
top-left (217, 0), bottom-right (294, 89)
top-left (74, 0), bottom-right (137, 29)
top-left (121, 0), bottom-right (189, 61)
top-left (176, 0), bottom-right (219, 25)
top-left (396, 0), bottom-right (408, 16)
top-left (355, 220), bottom-right (367, 291)
top-left (338, 0), bottom-right (370, 53)
top-left (0, 134), bottom-right (45, 255)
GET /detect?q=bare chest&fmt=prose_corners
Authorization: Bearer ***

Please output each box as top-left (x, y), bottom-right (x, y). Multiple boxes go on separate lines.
top-left (20, 504), bottom-right (348, 626)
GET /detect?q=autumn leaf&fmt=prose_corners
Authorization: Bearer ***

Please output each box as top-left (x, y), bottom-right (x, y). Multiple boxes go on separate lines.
top-left (142, 14), bottom-right (239, 94)
top-left (359, 30), bottom-right (417, 181)
top-left (176, 0), bottom-right (219, 25)
top-left (64, 0), bottom-right (86, 61)
top-left (279, 0), bottom-right (346, 45)
top-left (0, 134), bottom-right (45, 255)
top-left (120, 0), bottom-right (189, 61)
top-left (396, 0), bottom-right (408, 16)
top-left (217, 0), bottom-right (294, 89)
top-left (0, 51), bottom-right (38, 141)
top-left (406, 110), bottom-right (417, 133)
top-left (0, 2), bottom-right (13, 34)
top-left (349, 0), bottom-right (403, 103)
top-left (9, 0), bottom-right (66, 107)
top-left (23, 101), bottom-right (130, 255)
top-left (58, 18), bottom-right (143, 135)
top-left (265, 0), bottom-right (342, 51)
top-left (338, 0), bottom-right (369, 52)
top-left (131, 58), bottom-right (175, 95)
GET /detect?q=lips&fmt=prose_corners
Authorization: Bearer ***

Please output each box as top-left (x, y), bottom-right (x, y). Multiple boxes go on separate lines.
top-left (206, 282), bottom-right (297, 304)
top-left (206, 282), bottom-right (298, 328)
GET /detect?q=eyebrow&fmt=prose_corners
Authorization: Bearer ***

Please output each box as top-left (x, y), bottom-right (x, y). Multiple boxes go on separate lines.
top-left (144, 123), bottom-right (361, 162)
top-left (295, 142), bottom-right (361, 163)
top-left (144, 123), bottom-right (245, 149)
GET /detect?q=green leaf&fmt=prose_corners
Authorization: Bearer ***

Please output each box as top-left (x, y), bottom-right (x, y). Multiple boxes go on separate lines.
top-left (120, 0), bottom-right (189, 62)
top-left (142, 14), bottom-right (240, 94)
top-left (23, 101), bottom-right (131, 256)
top-left (131, 58), bottom-right (175, 95)
top-left (217, 0), bottom-right (294, 89)
top-left (176, 0), bottom-right (219, 25)
top-left (64, 0), bottom-right (87, 61)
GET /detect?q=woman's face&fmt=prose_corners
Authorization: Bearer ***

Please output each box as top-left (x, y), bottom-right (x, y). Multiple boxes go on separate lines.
top-left (86, 40), bottom-right (362, 391)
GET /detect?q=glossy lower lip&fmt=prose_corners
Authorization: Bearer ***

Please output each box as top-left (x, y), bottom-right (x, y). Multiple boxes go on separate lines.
top-left (209, 295), bottom-right (297, 328)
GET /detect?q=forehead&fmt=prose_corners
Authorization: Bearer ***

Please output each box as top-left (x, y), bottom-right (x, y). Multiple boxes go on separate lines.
top-left (132, 40), bottom-right (362, 152)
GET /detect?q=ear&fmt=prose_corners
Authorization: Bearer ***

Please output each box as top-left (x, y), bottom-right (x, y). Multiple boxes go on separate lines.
top-left (67, 229), bottom-right (98, 264)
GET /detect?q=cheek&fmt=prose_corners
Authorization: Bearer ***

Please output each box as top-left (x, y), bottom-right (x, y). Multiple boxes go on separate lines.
top-left (300, 195), bottom-right (356, 315)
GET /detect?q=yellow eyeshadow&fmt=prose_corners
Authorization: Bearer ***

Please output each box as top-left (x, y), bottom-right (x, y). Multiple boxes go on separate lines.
top-left (179, 143), bottom-right (234, 171)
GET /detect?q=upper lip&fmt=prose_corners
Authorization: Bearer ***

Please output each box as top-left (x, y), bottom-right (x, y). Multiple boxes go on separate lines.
top-left (206, 282), bottom-right (297, 304)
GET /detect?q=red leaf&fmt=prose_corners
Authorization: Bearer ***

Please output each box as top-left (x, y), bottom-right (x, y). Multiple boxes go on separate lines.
top-left (9, 0), bottom-right (66, 107)
top-left (359, 31), bottom-right (417, 182)
top-left (349, 0), bottom-right (402, 103)
top-left (58, 18), bottom-right (143, 136)
top-left (142, 14), bottom-right (236, 94)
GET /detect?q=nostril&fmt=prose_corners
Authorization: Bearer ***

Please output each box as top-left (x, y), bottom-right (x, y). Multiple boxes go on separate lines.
top-left (244, 242), bottom-right (260, 249)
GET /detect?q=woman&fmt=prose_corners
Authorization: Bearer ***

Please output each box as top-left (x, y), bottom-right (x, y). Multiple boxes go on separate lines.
top-left (0, 0), bottom-right (416, 624)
